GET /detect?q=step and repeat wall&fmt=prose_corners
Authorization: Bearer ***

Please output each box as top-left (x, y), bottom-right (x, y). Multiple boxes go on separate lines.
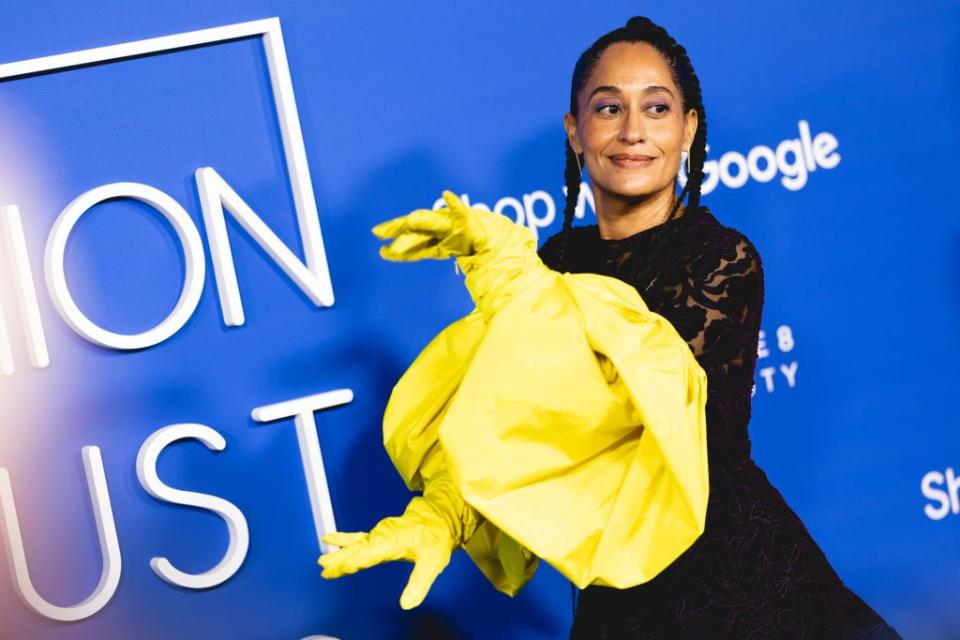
top-left (0, 2), bottom-right (955, 638)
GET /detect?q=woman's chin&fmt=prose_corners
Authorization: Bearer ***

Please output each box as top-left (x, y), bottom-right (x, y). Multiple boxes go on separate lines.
top-left (601, 180), bottom-right (665, 201)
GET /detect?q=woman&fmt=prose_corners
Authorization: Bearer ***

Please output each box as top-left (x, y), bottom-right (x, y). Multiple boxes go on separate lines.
top-left (321, 16), bottom-right (902, 639)
top-left (537, 16), bottom-right (901, 639)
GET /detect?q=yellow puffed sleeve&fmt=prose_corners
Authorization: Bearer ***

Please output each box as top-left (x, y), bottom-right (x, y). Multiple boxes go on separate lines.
top-left (381, 308), bottom-right (539, 595)
top-left (381, 261), bottom-right (708, 593)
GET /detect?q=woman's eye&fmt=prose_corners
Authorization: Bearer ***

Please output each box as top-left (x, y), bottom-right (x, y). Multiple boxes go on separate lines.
top-left (597, 104), bottom-right (621, 115)
top-left (647, 103), bottom-right (670, 115)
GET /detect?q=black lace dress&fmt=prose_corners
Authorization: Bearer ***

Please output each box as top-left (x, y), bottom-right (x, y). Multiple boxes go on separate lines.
top-left (537, 205), bottom-right (901, 640)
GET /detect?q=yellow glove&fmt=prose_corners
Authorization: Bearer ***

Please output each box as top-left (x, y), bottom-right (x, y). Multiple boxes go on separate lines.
top-left (371, 190), bottom-right (548, 319)
top-left (318, 449), bottom-right (482, 610)
top-left (371, 189), bottom-right (518, 261)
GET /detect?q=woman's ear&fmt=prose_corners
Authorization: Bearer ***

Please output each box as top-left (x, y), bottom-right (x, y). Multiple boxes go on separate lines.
top-left (563, 113), bottom-right (582, 156)
top-left (683, 107), bottom-right (699, 151)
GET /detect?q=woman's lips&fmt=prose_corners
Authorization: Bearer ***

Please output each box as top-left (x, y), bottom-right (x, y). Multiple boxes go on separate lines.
top-left (610, 155), bottom-right (655, 168)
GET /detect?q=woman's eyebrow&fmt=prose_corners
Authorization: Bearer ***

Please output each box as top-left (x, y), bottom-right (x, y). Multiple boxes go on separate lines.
top-left (588, 84), bottom-right (676, 100)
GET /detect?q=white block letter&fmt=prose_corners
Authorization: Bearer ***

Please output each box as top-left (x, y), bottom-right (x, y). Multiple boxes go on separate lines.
top-left (252, 389), bottom-right (352, 553)
top-left (136, 424), bottom-right (249, 590)
top-left (779, 361), bottom-right (798, 388)
top-left (45, 183), bottom-right (205, 350)
top-left (196, 167), bottom-right (334, 327)
top-left (0, 205), bottom-right (49, 372)
top-left (922, 470), bottom-right (950, 520)
top-left (0, 447), bottom-right (121, 622)
top-left (758, 366), bottom-right (776, 393)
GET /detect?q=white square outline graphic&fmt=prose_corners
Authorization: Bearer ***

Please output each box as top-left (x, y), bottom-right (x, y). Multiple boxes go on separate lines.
top-left (0, 17), bottom-right (332, 305)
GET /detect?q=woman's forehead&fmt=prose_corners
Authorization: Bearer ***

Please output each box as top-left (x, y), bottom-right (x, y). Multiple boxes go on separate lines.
top-left (587, 42), bottom-right (674, 89)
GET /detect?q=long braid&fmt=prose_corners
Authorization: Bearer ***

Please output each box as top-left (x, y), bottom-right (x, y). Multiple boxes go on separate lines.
top-left (560, 16), bottom-right (709, 287)
top-left (556, 138), bottom-right (582, 271)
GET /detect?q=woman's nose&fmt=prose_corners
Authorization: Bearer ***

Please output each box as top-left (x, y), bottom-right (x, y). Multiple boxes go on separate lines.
top-left (619, 107), bottom-right (646, 144)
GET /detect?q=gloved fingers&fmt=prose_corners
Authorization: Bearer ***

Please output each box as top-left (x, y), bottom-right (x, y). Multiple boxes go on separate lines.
top-left (372, 209), bottom-right (452, 240)
top-left (321, 531), bottom-right (369, 548)
top-left (371, 215), bottom-right (409, 239)
top-left (379, 231), bottom-right (443, 261)
top-left (328, 536), bottom-right (413, 578)
top-left (440, 190), bottom-right (466, 214)
top-left (318, 537), bottom-right (371, 575)
top-left (398, 549), bottom-right (451, 610)
top-left (317, 547), bottom-right (353, 577)
top-left (319, 540), bottom-right (394, 578)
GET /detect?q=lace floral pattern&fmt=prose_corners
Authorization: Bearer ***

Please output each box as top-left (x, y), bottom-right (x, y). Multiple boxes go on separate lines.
top-left (537, 206), bottom-right (901, 639)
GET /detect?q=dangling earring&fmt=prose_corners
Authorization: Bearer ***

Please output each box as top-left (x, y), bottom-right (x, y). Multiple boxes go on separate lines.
top-left (683, 149), bottom-right (691, 174)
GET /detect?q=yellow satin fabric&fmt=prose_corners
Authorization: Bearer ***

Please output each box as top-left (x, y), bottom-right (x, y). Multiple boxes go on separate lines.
top-left (382, 262), bottom-right (708, 595)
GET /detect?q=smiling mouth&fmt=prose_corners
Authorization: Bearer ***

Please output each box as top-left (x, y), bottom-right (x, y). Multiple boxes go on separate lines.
top-left (609, 155), bottom-right (655, 168)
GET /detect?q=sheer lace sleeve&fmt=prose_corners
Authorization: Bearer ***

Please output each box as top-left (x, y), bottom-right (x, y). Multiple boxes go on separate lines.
top-left (672, 233), bottom-right (764, 371)
top-left (537, 226), bottom-right (765, 374)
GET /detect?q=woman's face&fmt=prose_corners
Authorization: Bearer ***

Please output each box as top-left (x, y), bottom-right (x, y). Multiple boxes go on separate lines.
top-left (564, 41), bottom-right (698, 204)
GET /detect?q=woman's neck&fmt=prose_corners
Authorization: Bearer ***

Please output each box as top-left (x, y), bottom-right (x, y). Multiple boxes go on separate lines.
top-left (593, 186), bottom-right (685, 240)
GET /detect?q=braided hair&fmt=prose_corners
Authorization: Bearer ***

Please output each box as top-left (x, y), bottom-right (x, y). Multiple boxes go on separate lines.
top-left (558, 16), bottom-right (709, 283)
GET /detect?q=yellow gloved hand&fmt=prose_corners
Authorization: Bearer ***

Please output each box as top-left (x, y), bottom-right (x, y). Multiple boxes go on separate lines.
top-left (372, 190), bottom-right (548, 319)
top-left (318, 462), bottom-right (482, 610)
top-left (371, 189), bottom-right (519, 261)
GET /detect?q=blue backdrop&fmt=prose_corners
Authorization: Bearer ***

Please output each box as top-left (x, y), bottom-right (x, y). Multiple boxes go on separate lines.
top-left (0, 1), bottom-right (956, 638)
